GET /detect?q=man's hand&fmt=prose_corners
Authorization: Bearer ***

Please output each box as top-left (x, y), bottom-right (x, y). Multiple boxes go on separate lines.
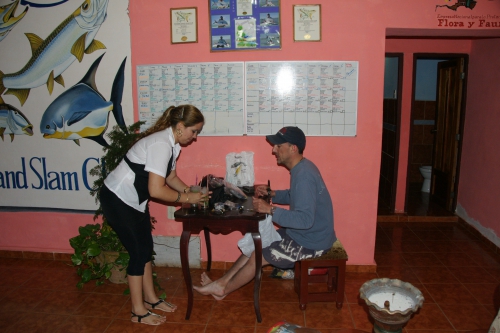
top-left (252, 197), bottom-right (272, 214)
top-left (254, 185), bottom-right (274, 198)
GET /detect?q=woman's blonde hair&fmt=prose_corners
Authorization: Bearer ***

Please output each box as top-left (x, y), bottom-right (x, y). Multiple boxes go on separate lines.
top-left (133, 104), bottom-right (204, 145)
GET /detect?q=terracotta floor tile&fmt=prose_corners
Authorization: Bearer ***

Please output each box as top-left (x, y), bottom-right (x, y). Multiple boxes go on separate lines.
top-left (209, 300), bottom-right (258, 326)
top-left (412, 229), bottom-right (449, 241)
top-left (376, 266), bottom-right (420, 284)
top-left (205, 325), bottom-right (256, 333)
top-left (392, 240), bottom-right (431, 253)
top-left (447, 266), bottom-right (498, 283)
top-left (257, 301), bottom-right (305, 328)
top-left (32, 290), bottom-right (90, 315)
top-left (155, 322), bottom-right (211, 332)
top-left (374, 252), bottom-right (407, 267)
top-left (424, 240), bottom-right (464, 253)
top-left (374, 241), bottom-right (395, 253)
top-left (24, 269), bottom-right (72, 289)
top-left (344, 282), bottom-right (363, 305)
top-left (0, 310), bottom-right (25, 332)
top-left (424, 283), bottom-right (479, 305)
top-left (164, 297), bottom-right (215, 324)
top-left (5, 312), bottom-right (69, 333)
top-left (260, 279), bottom-right (297, 302)
top-left (1, 221), bottom-right (498, 333)
top-left (348, 303), bottom-right (374, 331)
top-left (53, 315), bottom-right (112, 333)
top-left (44, 260), bottom-right (76, 271)
top-left (104, 318), bottom-right (157, 332)
top-left (344, 272), bottom-right (378, 284)
top-left (463, 283), bottom-right (499, 305)
top-left (440, 303), bottom-right (495, 330)
top-left (75, 293), bottom-right (128, 317)
top-left (302, 302), bottom-right (354, 329)
top-left (8, 258), bottom-right (52, 269)
top-left (401, 252), bottom-right (442, 267)
top-left (0, 267), bottom-right (39, 287)
top-left (91, 280), bottom-right (129, 295)
top-left (404, 303), bottom-right (454, 330)
top-left (0, 287), bottom-right (51, 312)
top-left (434, 251), bottom-right (481, 267)
top-left (381, 227), bottom-right (420, 242)
top-left (408, 282), bottom-right (433, 304)
top-left (410, 266), bottom-right (460, 284)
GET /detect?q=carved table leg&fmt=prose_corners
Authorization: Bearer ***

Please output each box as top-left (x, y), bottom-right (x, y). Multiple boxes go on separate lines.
top-left (252, 232), bottom-right (262, 323)
top-left (180, 229), bottom-right (192, 320)
top-left (204, 227), bottom-right (212, 271)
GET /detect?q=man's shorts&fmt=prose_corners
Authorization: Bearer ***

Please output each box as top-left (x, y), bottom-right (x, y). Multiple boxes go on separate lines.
top-left (263, 228), bottom-right (329, 269)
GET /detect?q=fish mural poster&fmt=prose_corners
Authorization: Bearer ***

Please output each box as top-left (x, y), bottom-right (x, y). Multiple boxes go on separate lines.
top-left (0, 0), bottom-right (133, 210)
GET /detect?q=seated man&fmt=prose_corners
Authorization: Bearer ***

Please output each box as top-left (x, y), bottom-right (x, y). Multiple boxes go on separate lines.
top-left (193, 126), bottom-right (336, 300)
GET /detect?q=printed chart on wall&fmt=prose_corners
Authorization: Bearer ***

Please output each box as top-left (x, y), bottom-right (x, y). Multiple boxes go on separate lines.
top-left (137, 62), bottom-right (245, 135)
top-left (137, 61), bottom-right (358, 136)
top-left (246, 61), bottom-right (358, 136)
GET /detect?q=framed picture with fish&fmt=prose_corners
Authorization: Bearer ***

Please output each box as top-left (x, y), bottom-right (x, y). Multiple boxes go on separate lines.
top-left (209, 0), bottom-right (281, 52)
top-left (293, 4), bottom-right (321, 42)
top-left (171, 7), bottom-right (198, 44)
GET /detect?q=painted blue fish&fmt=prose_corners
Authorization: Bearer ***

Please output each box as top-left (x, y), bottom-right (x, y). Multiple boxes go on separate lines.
top-left (39, 54), bottom-right (127, 146)
top-left (0, 0), bottom-right (109, 106)
top-left (0, 96), bottom-right (34, 141)
top-left (0, 0), bottom-right (28, 42)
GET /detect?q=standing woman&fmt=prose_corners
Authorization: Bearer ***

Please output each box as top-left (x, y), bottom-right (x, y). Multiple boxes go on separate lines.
top-left (100, 104), bottom-right (206, 326)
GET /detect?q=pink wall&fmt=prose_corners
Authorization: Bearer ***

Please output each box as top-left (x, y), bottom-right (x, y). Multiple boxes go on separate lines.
top-left (129, 0), bottom-right (387, 265)
top-left (2, 0), bottom-right (500, 265)
top-left (458, 38), bottom-right (500, 235)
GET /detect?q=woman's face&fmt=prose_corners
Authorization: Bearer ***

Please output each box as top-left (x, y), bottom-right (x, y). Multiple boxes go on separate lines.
top-left (176, 122), bottom-right (204, 145)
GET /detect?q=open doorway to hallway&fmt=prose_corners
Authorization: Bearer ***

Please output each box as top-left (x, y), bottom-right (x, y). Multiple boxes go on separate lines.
top-left (378, 53), bottom-right (468, 217)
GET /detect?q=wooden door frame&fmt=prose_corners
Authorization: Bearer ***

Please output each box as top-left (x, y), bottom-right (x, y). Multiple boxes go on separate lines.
top-left (384, 53), bottom-right (403, 212)
top-left (405, 53), bottom-right (468, 213)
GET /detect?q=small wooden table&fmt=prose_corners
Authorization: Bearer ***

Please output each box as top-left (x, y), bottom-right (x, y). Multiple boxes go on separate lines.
top-left (174, 198), bottom-right (266, 322)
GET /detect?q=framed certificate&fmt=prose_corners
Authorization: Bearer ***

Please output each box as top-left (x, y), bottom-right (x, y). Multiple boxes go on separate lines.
top-left (171, 7), bottom-right (198, 44)
top-left (293, 4), bottom-right (321, 42)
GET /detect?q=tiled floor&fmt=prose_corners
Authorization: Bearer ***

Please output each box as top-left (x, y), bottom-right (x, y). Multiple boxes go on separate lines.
top-left (0, 220), bottom-right (499, 333)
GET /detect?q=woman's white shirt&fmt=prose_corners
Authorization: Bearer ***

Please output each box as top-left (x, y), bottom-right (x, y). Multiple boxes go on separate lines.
top-left (104, 127), bottom-right (181, 212)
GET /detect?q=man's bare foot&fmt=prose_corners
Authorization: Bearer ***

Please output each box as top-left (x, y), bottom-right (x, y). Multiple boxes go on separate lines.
top-left (200, 272), bottom-right (212, 286)
top-left (193, 273), bottom-right (226, 301)
top-left (144, 299), bottom-right (177, 312)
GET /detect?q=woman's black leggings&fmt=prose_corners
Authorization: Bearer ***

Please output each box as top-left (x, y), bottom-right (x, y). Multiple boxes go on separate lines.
top-left (99, 185), bottom-right (153, 276)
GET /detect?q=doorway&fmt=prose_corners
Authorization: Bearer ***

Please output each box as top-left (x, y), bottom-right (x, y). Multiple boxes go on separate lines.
top-left (378, 53), bottom-right (468, 216)
top-left (405, 54), bottom-right (468, 215)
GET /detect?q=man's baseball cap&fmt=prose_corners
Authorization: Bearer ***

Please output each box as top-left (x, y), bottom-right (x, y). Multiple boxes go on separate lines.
top-left (266, 126), bottom-right (306, 150)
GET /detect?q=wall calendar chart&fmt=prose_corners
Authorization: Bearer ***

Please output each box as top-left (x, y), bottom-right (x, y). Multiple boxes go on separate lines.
top-left (136, 61), bottom-right (358, 136)
top-left (246, 61), bottom-right (358, 136)
top-left (137, 62), bottom-right (245, 135)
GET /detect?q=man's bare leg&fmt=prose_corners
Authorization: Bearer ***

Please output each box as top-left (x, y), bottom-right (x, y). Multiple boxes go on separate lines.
top-left (193, 252), bottom-right (269, 299)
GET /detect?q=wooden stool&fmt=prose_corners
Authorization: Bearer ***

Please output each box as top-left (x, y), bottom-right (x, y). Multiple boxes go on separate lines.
top-left (294, 239), bottom-right (348, 310)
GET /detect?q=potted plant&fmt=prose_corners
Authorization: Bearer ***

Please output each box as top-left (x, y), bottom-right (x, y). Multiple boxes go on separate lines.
top-left (70, 122), bottom-right (160, 291)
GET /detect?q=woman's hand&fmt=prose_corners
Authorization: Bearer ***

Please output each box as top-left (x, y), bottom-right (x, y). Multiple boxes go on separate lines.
top-left (185, 191), bottom-right (209, 204)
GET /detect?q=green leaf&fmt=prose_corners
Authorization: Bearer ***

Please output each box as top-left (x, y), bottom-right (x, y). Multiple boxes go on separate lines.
top-left (81, 269), bottom-right (92, 283)
top-left (71, 253), bottom-right (83, 266)
top-left (87, 244), bottom-right (101, 257)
